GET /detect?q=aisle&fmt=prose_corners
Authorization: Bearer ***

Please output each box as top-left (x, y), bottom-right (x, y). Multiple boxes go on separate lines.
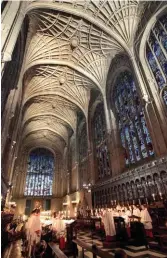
top-left (2, 240), bottom-right (22, 258)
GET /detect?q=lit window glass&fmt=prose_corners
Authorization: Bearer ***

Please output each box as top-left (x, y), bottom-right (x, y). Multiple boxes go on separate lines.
top-left (24, 148), bottom-right (54, 196)
top-left (114, 71), bottom-right (154, 166)
top-left (92, 103), bottom-right (111, 179)
top-left (146, 15), bottom-right (167, 104)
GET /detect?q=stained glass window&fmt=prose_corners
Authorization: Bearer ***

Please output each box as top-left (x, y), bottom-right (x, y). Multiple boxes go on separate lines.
top-left (79, 122), bottom-right (87, 161)
top-left (146, 15), bottom-right (167, 105)
top-left (92, 103), bottom-right (110, 179)
top-left (24, 148), bottom-right (54, 196)
top-left (78, 122), bottom-right (88, 186)
top-left (114, 71), bottom-right (154, 166)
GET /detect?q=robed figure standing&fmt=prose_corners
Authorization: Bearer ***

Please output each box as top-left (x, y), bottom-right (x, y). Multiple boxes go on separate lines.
top-left (102, 210), bottom-right (116, 241)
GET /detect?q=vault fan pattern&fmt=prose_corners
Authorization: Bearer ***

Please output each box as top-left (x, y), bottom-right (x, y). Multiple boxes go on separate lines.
top-left (22, 0), bottom-right (146, 154)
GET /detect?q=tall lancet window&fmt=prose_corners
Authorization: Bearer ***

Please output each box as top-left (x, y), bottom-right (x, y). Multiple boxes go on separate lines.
top-left (93, 103), bottom-right (110, 179)
top-left (24, 148), bottom-right (54, 196)
top-left (114, 71), bottom-right (154, 166)
top-left (78, 122), bottom-right (88, 186)
top-left (146, 15), bottom-right (167, 105)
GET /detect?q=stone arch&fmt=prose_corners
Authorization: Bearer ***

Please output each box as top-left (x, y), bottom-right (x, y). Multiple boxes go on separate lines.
top-left (122, 183), bottom-right (128, 201)
top-left (131, 180), bottom-right (138, 200)
top-left (106, 54), bottom-right (151, 174)
top-left (107, 55), bottom-right (155, 170)
top-left (139, 5), bottom-right (167, 102)
top-left (126, 182), bottom-right (133, 201)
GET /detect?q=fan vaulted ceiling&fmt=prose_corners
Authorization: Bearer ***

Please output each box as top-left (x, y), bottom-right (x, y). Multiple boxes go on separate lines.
top-left (21, 0), bottom-right (146, 154)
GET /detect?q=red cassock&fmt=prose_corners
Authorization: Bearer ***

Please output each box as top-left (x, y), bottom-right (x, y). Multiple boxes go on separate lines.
top-left (59, 236), bottom-right (65, 249)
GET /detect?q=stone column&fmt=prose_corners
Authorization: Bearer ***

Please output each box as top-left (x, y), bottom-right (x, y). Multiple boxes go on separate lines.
top-left (1, 1), bottom-right (25, 68)
top-left (86, 115), bottom-right (92, 185)
top-left (18, 152), bottom-right (28, 197)
top-left (63, 146), bottom-right (69, 196)
top-left (103, 96), bottom-right (120, 176)
top-left (1, 89), bottom-right (16, 156)
top-left (52, 152), bottom-right (58, 197)
top-left (70, 131), bottom-right (79, 192)
top-left (109, 109), bottom-right (126, 176)
top-left (103, 96), bottom-right (111, 133)
top-left (87, 113), bottom-right (96, 185)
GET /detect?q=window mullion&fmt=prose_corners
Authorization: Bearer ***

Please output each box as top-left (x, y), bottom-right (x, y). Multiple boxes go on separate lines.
top-left (26, 173), bottom-right (29, 196)
top-left (137, 111), bottom-right (150, 157)
top-left (148, 41), bottom-right (166, 83)
top-left (129, 83), bottom-right (144, 161)
top-left (152, 29), bottom-right (167, 59)
top-left (122, 126), bottom-right (130, 165)
top-left (117, 96), bottom-right (130, 165)
top-left (34, 158), bottom-right (36, 196)
top-left (131, 118), bottom-right (143, 160)
top-left (160, 21), bottom-right (167, 34)
top-left (127, 121), bottom-right (137, 163)
top-left (37, 156), bottom-right (39, 196)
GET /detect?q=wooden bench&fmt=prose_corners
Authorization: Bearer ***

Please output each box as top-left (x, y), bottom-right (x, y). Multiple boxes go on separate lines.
top-left (73, 239), bottom-right (113, 258)
top-left (48, 242), bottom-right (68, 258)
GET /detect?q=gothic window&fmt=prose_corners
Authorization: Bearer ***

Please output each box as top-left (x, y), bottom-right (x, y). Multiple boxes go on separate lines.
top-left (146, 15), bottom-right (167, 105)
top-left (114, 71), bottom-right (154, 166)
top-left (79, 122), bottom-right (87, 161)
top-left (78, 122), bottom-right (88, 186)
top-left (92, 103), bottom-right (110, 179)
top-left (24, 148), bottom-right (54, 196)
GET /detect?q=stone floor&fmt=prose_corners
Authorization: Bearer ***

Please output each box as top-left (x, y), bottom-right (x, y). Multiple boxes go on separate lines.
top-left (2, 233), bottom-right (167, 258)
top-left (2, 240), bottom-right (22, 258)
top-left (77, 231), bottom-right (167, 258)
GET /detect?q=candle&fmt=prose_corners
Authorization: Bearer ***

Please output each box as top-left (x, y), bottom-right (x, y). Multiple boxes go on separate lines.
top-left (159, 192), bottom-right (163, 199)
top-left (152, 193), bottom-right (155, 201)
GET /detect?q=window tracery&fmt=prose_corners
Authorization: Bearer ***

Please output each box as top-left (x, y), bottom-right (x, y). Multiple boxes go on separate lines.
top-left (92, 103), bottom-right (110, 179)
top-left (114, 71), bottom-right (154, 166)
top-left (24, 148), bottom-right (54, 196)
top-left (146, 15), bottom-right (167, 105)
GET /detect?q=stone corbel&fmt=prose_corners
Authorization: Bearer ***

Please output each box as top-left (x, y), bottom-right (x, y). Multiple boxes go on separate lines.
top-left (142, 94), bottom-right (153, 105)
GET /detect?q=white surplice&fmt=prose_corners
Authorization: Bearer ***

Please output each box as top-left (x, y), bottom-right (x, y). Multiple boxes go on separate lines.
top-left (25, 215), bottom-right (33, 241)
top-left (141, 208), bottom-right (152, 229)
top-left (28, 214), bottom-right (41, 245)
top-left (133, 208), bottom-right (141, 218)
top-left (102, 210), bottom-right (116, 236)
